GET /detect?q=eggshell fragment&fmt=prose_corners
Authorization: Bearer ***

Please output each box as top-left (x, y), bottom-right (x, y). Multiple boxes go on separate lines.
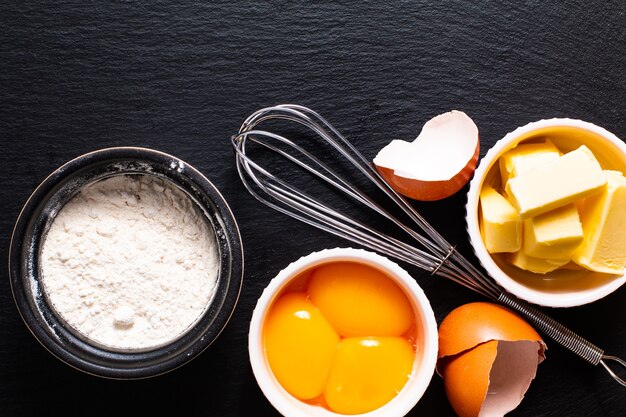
top-left (441, 340), bottom-right (497, 417)
top-left (374, 110), bottom-right (479, 201)
top-left (437, 302), bottom-right (546, 417)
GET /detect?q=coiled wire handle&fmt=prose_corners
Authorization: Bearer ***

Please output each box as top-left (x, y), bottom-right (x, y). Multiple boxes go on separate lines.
top-left (497, 292), bottom-right (625, 386)
top-left (498, 292), bottom-right (603, 364)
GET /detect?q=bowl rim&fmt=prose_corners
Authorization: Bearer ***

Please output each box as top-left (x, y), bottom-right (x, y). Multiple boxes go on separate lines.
top-left (248, 247), bottom-right (439, 417)
top-left (466, 118), bottom-right (626, 307)
top-left (8, 146), bottom-right (244, 379)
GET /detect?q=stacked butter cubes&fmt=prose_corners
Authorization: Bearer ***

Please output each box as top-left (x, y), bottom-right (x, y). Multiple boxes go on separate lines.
top-left (480, 139), bottom-right (626, 274)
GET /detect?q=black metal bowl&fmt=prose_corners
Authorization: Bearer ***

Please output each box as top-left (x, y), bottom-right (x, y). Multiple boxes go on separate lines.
top-left (9, 147), bottom-right (244, 379)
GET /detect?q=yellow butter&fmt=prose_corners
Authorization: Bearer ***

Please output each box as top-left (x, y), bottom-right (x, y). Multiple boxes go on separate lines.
top-left (572, 170), bottom-right (626, 274)
top-left (480, 184), bottom-right (521, 253)
top-left (560, 261), bottom-right (585, 271)
top-left (505, 145), bottom-right (606, 219)
top-left (507, 250), bottom-right (569, 274)
top-left (499, 139), bottom-right (561, 187)
top-left (523, 204), bottom-right (583, 259)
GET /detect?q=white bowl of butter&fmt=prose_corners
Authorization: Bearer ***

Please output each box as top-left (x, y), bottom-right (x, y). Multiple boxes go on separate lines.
top-left (467, 118), bottom-right (626, 307)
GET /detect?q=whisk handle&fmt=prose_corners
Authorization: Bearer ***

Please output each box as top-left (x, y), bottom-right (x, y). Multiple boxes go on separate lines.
top-left (497, 291), bottom-right (626, 387)
top-left (497, 291), bottom-right (604, 365)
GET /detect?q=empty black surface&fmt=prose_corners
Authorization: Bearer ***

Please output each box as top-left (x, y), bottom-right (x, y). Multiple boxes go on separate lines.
top-left (1, 1), bottom-right (624, 416)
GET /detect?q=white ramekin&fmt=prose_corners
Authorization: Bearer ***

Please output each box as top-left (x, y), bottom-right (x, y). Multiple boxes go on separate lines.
top-left (248, 247), bottom-right (438, 417)
top-left (466, 118), bottom-right (626, 307)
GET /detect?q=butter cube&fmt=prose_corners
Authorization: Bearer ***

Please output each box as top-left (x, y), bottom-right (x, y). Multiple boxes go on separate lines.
top-left (499, 139), bottom-right (561, 187)
top-left (505, 145), bottom-right (606, 219)
top-left (480, 184), bottom-right (521, 253)
top-left (507, 250), bottom-right (569, 274)
top-left (523, 204), bottom-right (583, 259)
top-left (572, 170), bottom-right (626, 274)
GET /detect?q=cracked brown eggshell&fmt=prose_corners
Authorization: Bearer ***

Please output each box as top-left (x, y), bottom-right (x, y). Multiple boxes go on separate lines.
top-left (374, 110), bottom-right (479, 201)
top-left (437, 302), bottom-right (546, 417)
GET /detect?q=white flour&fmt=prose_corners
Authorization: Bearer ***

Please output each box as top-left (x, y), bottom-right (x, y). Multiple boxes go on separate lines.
top-left (41, 174), bottom-right (219, 350)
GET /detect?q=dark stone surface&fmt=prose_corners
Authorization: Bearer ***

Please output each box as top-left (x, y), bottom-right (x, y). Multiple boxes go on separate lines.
top-left (1, 1), bottom-right (624, 416)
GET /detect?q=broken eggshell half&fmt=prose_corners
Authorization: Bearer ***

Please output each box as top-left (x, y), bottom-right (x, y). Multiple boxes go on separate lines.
top-left (437, 302), bottom-right (546, 417)
top-left (374, 110), bottom-right (480, 201)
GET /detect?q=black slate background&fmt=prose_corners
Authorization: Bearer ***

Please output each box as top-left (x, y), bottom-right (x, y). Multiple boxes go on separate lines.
top-left (1, 1), bottom-right (625, 416)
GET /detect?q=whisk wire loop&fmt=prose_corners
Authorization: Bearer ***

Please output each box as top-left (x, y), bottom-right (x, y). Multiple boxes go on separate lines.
top-left (233, 132), bottom-right (497, 297)
top-left (243, 105), bottom-right (453, 257)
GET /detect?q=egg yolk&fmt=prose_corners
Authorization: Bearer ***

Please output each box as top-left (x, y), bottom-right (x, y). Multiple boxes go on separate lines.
top-left (263, 292), bottom-right (340, 400)
top-left (263, 262), bottom-right (417, 414)
top-left (308, 262), bottom-right (414, 337)
top-left (324, 337), bottom-right (415, 415)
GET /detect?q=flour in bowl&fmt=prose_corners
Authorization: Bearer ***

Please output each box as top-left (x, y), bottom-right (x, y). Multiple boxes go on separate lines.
top-left (41, 174), bottom-right (219, 350)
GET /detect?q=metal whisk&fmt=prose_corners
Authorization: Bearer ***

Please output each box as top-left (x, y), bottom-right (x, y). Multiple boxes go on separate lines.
top-left (232, 104), bottom-right (626, 387)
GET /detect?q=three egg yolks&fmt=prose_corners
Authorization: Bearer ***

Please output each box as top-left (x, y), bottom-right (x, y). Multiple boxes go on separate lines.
top-left (263, 262), bottom-right (416, 415)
